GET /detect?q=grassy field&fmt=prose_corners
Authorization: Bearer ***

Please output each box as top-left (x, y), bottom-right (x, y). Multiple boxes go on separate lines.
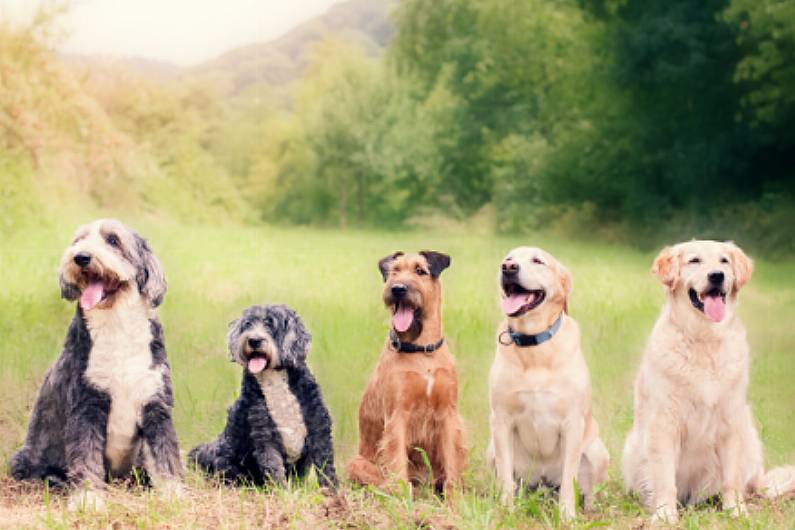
top-left (1, 219), bottom-right (794, 529)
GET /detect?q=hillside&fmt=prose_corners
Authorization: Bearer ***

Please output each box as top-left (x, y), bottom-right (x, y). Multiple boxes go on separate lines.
top-left (189, 0), bottom-right (394, 96)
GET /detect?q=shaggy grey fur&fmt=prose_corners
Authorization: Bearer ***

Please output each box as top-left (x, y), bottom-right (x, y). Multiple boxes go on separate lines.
top-left (188, 304), bottom-right (337, 488)
top-left (9, 220), bottom-right (181, 490)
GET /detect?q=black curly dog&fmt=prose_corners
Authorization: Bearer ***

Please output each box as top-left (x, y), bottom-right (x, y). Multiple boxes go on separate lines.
top-left (189, 304), bottom-right (337, 488)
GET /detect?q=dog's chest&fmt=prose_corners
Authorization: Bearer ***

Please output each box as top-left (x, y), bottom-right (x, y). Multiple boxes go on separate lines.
top-left (256, 370), bottom-right (307, 464)
top-left (84, 301), bottom-right (163, 470)
top-left (514, 388), bottom-right (567, 459)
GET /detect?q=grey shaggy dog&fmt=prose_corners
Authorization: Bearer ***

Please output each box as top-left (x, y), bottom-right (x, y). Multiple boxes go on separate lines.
top-left (188, 304), bottom-right (337, 488)
top-left (9, 219), bottom-right (182, 510)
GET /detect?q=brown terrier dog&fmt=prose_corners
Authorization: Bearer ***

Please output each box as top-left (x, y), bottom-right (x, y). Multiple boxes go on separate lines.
top-left (347, 251), bottom-right (466, 495)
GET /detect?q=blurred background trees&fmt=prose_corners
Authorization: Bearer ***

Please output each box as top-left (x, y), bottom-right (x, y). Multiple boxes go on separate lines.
top-left (1, 0), bottom-right (793, 251)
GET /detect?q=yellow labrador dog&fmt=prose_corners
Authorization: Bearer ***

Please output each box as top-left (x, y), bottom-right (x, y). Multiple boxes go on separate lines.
top-left (623, 240), bottom-right (795, 522)
top-left (487, 247), bottom-right (609, 520)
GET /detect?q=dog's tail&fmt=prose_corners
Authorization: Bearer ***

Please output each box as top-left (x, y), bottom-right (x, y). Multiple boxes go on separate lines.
top-left (346, 455), bottom-right (384, 486)
top-left (759, 466), bottom-right (795, 499)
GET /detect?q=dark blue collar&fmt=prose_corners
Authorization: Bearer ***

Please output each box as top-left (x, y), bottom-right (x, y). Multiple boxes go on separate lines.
top-left (500, 313), bottom-right (564, 347)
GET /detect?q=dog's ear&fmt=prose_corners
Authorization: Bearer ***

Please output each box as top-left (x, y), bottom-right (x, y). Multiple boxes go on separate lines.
top-left (725, 241), bottom-right (753, 291)
top-left (279, 306), bottom-right (311, 368)
top-left (420, 251), bottom-right (451, 278)
top-left (652, 245), bottom-right (679, 289)
top-left (556, 262), bottom-right (573, 313)
top-left (378, 251), bottom-right (404, 281)
top-left (135, 234), bottom-right (167, 307)
top-left (227, 318), bottom-right (240, 363)
top-left (59, 274), bottom-right (80, 302)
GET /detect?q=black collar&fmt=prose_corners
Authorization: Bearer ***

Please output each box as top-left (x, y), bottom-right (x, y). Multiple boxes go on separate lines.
top-left (389, 330), bottom-right (445, 355)
top-left (499, 313), bottom-right (564, 347)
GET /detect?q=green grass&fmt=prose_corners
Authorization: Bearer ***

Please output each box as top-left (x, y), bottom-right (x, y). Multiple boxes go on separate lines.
top-left (1, 219), bottom-right (794, 528)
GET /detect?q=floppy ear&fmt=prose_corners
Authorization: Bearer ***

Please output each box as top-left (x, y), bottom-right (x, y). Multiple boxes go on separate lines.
top-left (135, 234), bottom-right (167, 307)
top-left (652, 246), bottom-right (679, 289)
top-left (59, 274), bottom-right (80, 302)
top-left (279, 307), bottom-right (311, 368)
top-left (420, 251), bottom-right (451, 278)
top-left (226, 318), bottom-right (240, 363)
top-left (378, 251), bottom-right (404, 281)
top-left (557, 262), bottom-right (573, 313)
top-left (725, 242), bottom-right (753, 291)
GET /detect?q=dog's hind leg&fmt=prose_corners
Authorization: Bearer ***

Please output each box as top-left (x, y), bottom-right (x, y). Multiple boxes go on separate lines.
top-left (579, 436), bottom-right (609, 511)
top-left (9, 448), bottom-right (37, 481)
top-left (347, 455), bottom-right (384, 486)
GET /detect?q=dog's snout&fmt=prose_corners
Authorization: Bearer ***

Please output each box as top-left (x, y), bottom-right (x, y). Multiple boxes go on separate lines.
top-left (247, 337), bottom-right (263, 350)
top-left (391, 283), bottom-right (408, 298)
top-left (708, 271), bottom-right (725, 285)
top-left (73, 253), bottom-right (91, 268)
top-left (502, 259), bottom-right (519, 276)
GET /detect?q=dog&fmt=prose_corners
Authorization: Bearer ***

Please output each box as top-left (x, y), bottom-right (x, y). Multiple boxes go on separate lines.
top-left (188, 304), bottom-right (337, 488)
top-left (9, 219), bottom-right (182, 510)
top-left (347, 251), bottom-right (466, 496)
top-left (486, 247), bottom-right (609, 520)
top-left (622, 240), bottom-right (795, 522)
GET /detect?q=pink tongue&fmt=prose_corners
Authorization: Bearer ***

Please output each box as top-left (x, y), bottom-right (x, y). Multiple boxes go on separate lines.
top-left (392, 306), bottom-right (414, 332)
top-left (248, 357), bottom-right (267, 374)
top-left (501, 294), bottom-right (528, 316)
top-left (704, 296), bottom-right (725, 323)
top-left (80, 281), bottom-right (104, 311)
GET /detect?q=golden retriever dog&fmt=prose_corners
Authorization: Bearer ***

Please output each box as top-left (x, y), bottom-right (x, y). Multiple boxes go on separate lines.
top-left (487, 247), bottom-right (609, 520)
top-left (622, 240), bottom-right (795, 522)
top-left (347, 251), bottom-right (466, 496)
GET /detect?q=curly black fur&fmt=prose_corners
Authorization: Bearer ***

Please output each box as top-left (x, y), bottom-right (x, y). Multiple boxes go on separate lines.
top-left (188, 304), bottom-right (337, 488)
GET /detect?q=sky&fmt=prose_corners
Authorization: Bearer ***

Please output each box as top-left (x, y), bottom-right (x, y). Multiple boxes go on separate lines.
top-left (0, 0), bottom-right (342, 66)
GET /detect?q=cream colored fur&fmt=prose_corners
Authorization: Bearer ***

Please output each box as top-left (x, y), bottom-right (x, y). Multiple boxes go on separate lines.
top-left (255, 369), bottom-right (308, 464)
top-left (487, 247), bottom-right (609, 521)
top-left (622, 240), bottom-right (795, 523)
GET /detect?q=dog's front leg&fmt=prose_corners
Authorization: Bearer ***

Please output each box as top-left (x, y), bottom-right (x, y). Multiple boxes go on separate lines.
top-left (490, 409), bottom-right (515, 506)
top-left (65, 386), bottom-right (110, 511)
top-left (380, 409), bottom-right (409, 486)
top-left (140, 397), bottom-right (183, 500)
top-left (438, 412), bottom-right (465, 498)
top-left (559, 413), bottom-right (586, 521)
top-left (248, 405), bottom-right (287, 484)
top-left (718, 421), bottom-right (748, 518)
top-left (647, 419), bottom-right (680, 523)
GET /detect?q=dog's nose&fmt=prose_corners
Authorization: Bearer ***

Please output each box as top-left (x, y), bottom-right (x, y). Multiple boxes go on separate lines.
top-left (73, 253), bottom-right (91, 268)
top-left (708, 271), bottom-right (725, 285)
top-left (391, 284), bottom-right (408, 298)
top-left (247, 338), bottom-right (262, 350)
top-left (502, 260), bottom-right (519, 276)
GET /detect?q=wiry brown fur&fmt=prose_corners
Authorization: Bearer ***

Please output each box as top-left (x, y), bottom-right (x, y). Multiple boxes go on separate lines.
top-left (347, 252), bottom-right (466, 495)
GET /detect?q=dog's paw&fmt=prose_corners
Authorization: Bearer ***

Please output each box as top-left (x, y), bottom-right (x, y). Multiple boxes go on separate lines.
top-left (559, 501), bottom-right (576, 522)
top-left (158, 480), bottom-right (185, 502)
top-left (67, 489), bottom-right (105, 512)
top-left (724, 499), bottom-right (748, 518)
top-left (499, 485), bottom-right (515, 508)
top-left (651, 503), bottom-right (678, 524)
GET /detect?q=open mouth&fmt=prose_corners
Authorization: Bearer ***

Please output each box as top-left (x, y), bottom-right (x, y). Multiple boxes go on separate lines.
top-left (245, 352), bottom-right (270, 374)
top-left (688, 287), bottom-right (727, 323)
top-left (78, 273), bottom-right (123, 311)
top-left (391, 302), bottom-right (420, 333)
top-left (501, 281), bottom-right (546, 317)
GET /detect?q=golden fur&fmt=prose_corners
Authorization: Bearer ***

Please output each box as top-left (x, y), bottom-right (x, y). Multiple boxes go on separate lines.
top-left (622, 240), bottom-right (795, 522)
top-left (486, 247), bottom-right (609, 520)
top-left (346, 252), bottom-right (466, 495)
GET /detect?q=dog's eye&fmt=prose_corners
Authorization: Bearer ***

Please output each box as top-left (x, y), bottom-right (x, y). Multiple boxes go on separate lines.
top-left (532, 257), bottom-right (545, 265)
top-left (265, 316), bottom-right (275, 328)
top-left (105, 234), bottom-right (120, 248)
top-left (240, 320), bottom-right (251, 331)
top-left (415, 266), bottom-right (427, 276)
top-left (688, 257), bottom-right (701, 264)
top-left (720, 257), bottom-right (729, 264)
